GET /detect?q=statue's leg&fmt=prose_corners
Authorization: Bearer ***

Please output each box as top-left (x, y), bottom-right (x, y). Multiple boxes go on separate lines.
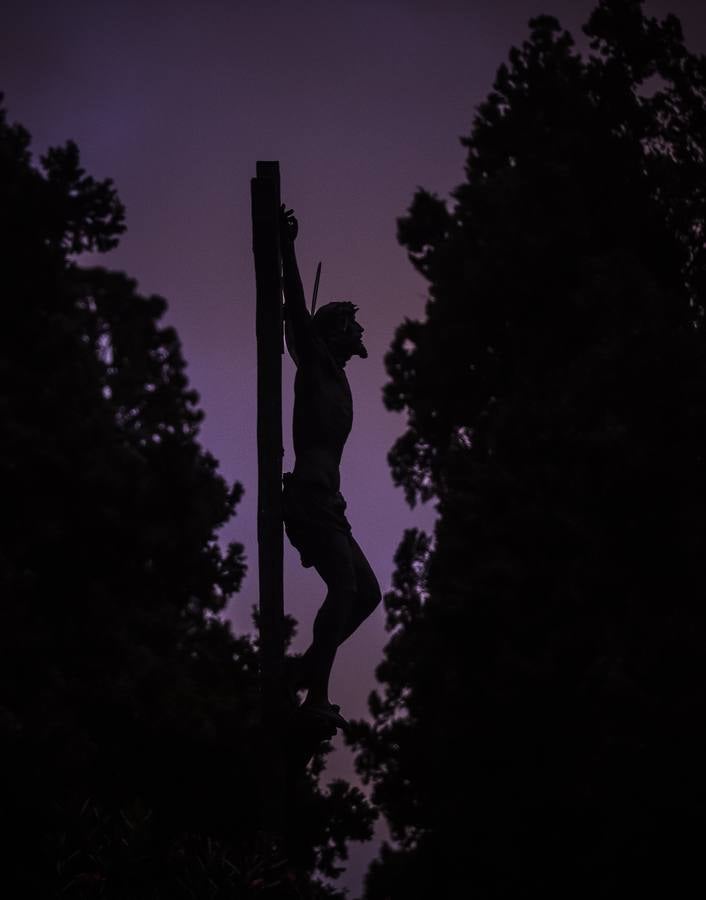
top-left (338, 536), bottom-right (381, 645)
top-left (295, 535), bottom-right (381, 704)
top-left (302, 531), bottom-right (357, 707)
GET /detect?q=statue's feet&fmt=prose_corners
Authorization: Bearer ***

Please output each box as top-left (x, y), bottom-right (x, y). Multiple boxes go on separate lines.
top-left (300, 701), bottom-right (348, 730)
top-left (283, 655), bottom-right (308, 706)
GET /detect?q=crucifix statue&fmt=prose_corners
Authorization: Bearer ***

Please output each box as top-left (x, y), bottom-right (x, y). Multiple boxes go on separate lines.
top-left (279, 205), bottom-right (381, 730)
top-left (251, 162), bottom-right (380, 835)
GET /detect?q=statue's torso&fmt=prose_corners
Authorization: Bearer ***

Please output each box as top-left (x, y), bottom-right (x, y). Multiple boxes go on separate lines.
top-left (292, 346), bottom-right (352, 492)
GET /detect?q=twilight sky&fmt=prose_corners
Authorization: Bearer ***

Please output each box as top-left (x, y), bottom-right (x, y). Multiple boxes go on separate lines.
top-left (3, 0), bottom-right (705, 891)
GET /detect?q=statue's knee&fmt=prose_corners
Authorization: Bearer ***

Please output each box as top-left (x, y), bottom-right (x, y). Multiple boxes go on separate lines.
top-left (342, 584), bottom-right (359, 607)
top-left (324, 582), bottom-right (357, 610)
top-left (367, 577), bottom-right (382, 612)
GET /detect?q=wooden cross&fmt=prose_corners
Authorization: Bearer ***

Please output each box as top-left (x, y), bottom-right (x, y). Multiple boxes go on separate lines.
top-left (250, 162), bottom-right (335, 847)
top-left (251, 160), bottom-right (285, 833)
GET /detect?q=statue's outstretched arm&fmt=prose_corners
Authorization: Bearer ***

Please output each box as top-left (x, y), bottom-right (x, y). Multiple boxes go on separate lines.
top-left (280, 205), bottom-right (313, 364)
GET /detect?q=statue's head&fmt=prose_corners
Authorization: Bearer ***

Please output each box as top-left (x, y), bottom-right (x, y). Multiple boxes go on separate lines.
top-left (313, 301), bottom-right (367, 361)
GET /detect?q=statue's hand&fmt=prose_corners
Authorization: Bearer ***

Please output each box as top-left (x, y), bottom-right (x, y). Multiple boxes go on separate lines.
top-left (280, 204), bottom-right (298, 242)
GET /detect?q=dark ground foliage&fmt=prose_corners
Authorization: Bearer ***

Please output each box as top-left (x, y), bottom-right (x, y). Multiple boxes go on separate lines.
top-left (0, 97), bottom-right (372, 898)
top-left (349, 2), bottom-right (706, 896)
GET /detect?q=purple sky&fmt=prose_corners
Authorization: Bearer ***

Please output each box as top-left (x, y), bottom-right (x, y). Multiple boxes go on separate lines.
top-left (4, 0), bottom-right (705, 892)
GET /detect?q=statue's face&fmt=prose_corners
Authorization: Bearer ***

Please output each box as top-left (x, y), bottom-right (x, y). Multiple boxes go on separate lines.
top-left (347, 316), bottom-right (368, 359)
top-left (321, 309), bottom-right (368, 361)
top-left (337, 314), bottom-right (367, 360)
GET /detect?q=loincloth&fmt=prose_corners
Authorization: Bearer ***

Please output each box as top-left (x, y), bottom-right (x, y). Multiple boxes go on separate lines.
top-left (282, 472), bottom-right (352, 568)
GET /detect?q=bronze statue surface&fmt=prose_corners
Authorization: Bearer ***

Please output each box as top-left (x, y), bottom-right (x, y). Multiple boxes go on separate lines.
top-left (280, 206), bottom-right (381, 730)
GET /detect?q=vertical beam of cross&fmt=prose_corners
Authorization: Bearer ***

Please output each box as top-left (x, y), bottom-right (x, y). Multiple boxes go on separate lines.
top-left (251, 160), bottom-right (285, 832)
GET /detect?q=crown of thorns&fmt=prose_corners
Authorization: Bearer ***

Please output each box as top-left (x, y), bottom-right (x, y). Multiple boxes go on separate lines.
top-left (312, 301), bottom-right (359, 336)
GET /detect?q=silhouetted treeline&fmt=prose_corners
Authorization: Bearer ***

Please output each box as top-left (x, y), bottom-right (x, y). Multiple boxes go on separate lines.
top-left (349, 1), bottom-right (706, 896)
top-left (0, 98), bottom-right (371, 898)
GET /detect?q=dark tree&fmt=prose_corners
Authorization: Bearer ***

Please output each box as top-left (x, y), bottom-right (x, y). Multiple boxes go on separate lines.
top-left (0, 98), bottom-right (372, 898)
top-left (350, 2), bottom-right (706, 896)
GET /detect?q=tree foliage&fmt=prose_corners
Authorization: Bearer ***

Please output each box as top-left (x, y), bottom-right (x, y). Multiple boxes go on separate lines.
top-left (0, 97), bottom-right (371, 898)
top-left (351, 2), bottom-right (706, 896)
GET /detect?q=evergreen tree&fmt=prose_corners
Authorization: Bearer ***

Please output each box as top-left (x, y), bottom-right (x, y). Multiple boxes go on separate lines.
top-left (0, 97), bottom-right (372, 898)
top-left (350, 2), bottom-right (706, 896)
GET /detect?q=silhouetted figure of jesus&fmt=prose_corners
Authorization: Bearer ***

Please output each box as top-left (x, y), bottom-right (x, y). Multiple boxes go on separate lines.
top-left (280, 205), bottom-right (381, 729)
